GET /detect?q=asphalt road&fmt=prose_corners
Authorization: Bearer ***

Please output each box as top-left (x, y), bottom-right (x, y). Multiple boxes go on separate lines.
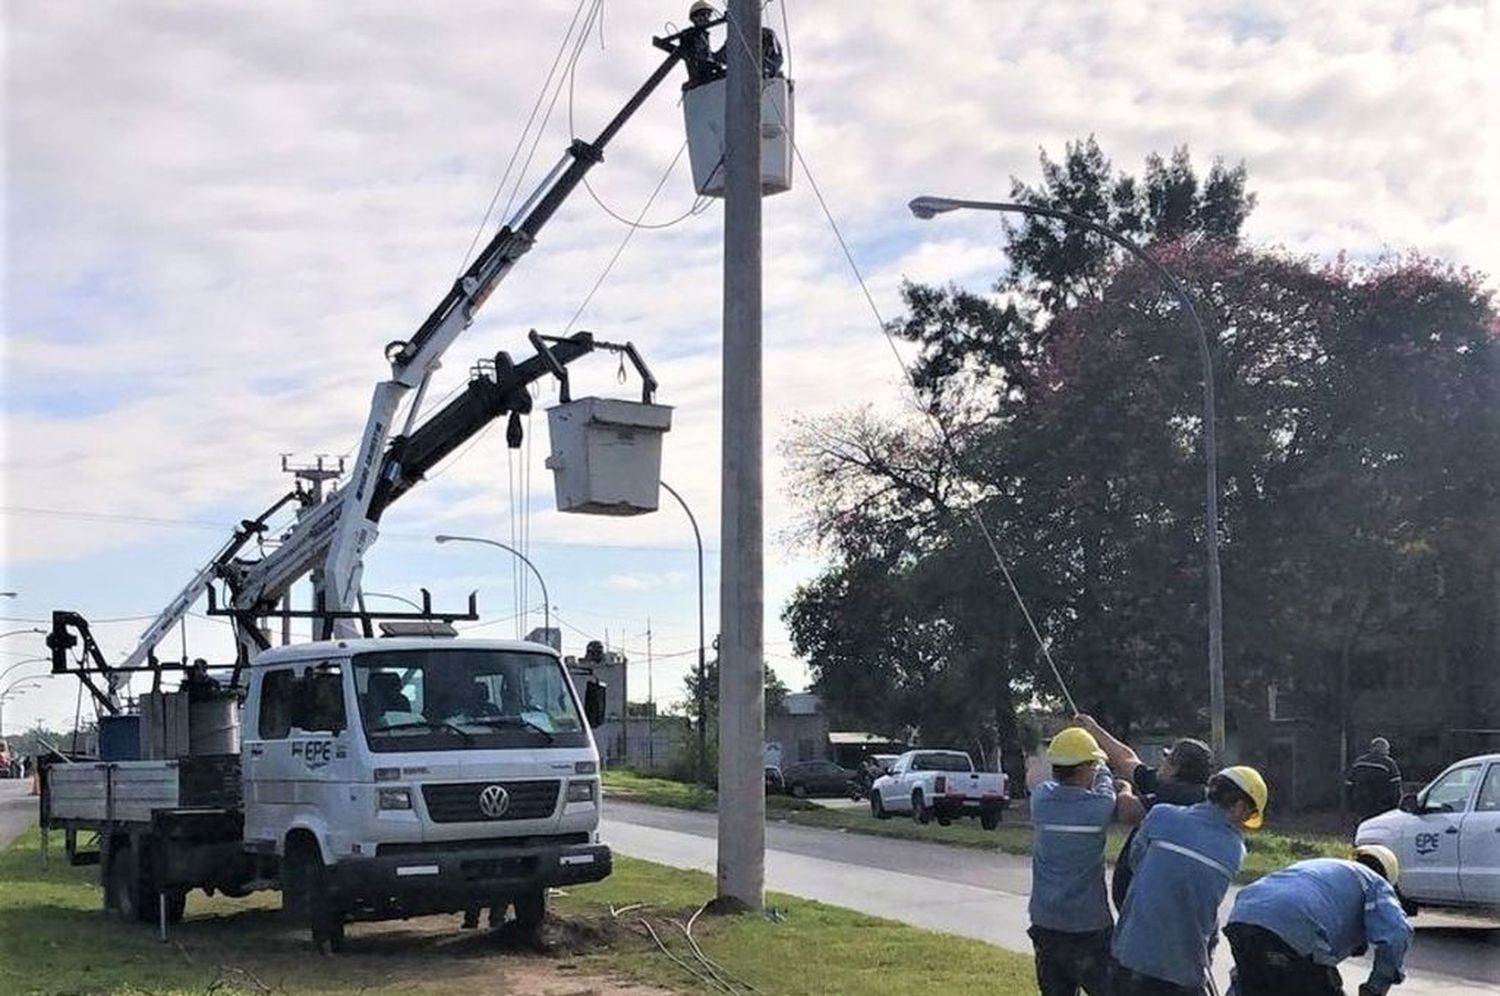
top-left (603, 800), bottom-right (1500, 996)
top-left (0, 777), bottom-right (37, 849)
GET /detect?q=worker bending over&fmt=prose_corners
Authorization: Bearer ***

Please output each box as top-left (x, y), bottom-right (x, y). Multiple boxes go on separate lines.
top-left (1112, 766), bottom-right (1268, 996)
top-left (1224, 845), bottom-right (1411, 996)
top-left (1029, 727), bottom-right (1146, 996)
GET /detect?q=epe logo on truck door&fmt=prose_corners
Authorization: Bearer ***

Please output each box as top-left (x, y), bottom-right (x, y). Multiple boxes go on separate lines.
top-left (1414, 831), bottom-right (1443, 856)
top-left (291, 740), bottom-right (337, 770)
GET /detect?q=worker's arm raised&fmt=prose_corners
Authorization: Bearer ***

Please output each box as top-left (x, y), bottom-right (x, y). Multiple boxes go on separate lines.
top-left (1074, 713), bottom-right (1141, 775)
top-left (1112, 779), bottom-right (1145, 826)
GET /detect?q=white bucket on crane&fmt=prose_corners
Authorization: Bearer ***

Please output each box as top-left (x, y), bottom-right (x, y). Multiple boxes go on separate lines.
top-left (683, 76), bottom-right (794, 197)
top-left (544, 397), bottom-right (673, 515)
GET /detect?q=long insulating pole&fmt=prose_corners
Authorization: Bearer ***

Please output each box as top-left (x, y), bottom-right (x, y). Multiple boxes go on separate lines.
top-left (717, 0), bottom-right (765, 911)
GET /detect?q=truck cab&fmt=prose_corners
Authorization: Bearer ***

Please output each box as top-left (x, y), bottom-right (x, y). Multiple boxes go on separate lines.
top-left (239, 636), bottom-right (610, 947)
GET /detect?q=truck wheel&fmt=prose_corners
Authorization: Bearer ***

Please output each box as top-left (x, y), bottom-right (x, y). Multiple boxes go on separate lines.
top-left (790, 783), bottom-right (807, 799)
top-left (512, 889), bottom-right (546, 935)
top-left (980, 810), bottom-right (1001, 831)
top-left (911, 791), bottom-right (931, 825)
top-left (286, 844), bottom-right (345, 953)
top-left (162, 888), bottom-right (187, 924)
top-left (107, 844), bottom-right (146, 922)
top-left (870, 793), bottom-right (889, 820)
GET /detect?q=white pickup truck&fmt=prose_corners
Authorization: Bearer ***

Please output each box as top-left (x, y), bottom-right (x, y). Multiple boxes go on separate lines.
top-left (1355, 752), bottom-right (1500, 915)
top-left (42, 636), bottom-right (611, 950)
top-left (869, 749), bottom-right (1009, 829)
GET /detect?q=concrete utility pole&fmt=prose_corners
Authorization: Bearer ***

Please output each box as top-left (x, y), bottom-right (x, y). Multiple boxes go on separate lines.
top-left (716, 0), bottom-right (765, 911)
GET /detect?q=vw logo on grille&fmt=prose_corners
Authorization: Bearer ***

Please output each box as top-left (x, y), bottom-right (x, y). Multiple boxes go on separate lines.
top-left (478, 784), bottom-right (510, 819)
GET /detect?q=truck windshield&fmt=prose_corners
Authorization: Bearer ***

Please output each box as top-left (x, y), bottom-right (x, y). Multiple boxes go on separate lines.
top-left (353, 648), bottom-right (588, 753)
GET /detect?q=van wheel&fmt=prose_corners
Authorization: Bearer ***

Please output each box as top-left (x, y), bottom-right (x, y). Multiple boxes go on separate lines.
top-left (286, 844), bottom-right (344, 952)
top-left (911, 791), bottom-right (931, 825)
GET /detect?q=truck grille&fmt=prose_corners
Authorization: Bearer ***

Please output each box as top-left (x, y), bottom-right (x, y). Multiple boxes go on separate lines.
top-left (421, 780), bottom-right (560, 823)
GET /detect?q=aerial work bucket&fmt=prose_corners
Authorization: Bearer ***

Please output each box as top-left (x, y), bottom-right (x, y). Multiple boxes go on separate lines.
top-left (545, 397), bottom-right (673, 515)
top-left (683, 76), bottom-right (794, 197)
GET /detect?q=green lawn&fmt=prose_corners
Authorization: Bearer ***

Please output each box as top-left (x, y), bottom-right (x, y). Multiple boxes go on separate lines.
top-left (0, 825), bottom-right (1037, 996)
top-left (603, 770), bottom-right (1349, 883)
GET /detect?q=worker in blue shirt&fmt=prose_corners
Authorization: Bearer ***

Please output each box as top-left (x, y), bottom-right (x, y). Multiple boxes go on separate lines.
top-left (1112, 766), bottom-right (1268, 996)
top-left (1224, 845), bottom-right (1411, 996)
top-left (1029, 727), bottom-right (1146, 996)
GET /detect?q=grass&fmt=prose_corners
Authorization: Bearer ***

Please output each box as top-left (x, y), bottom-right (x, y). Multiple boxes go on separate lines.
top-left (1, 824), bottom-right (1038, 996)
top-left (603, 770), bottom-right (1349, 883)
top-left (556, 857), bottom-right (1039, 995)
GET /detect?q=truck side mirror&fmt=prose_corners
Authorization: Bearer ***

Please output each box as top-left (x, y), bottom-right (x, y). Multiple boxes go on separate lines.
top-left (584, 680), bottom-right (607, 728)
top-left (1398, 792), bottom-right (1418, 813)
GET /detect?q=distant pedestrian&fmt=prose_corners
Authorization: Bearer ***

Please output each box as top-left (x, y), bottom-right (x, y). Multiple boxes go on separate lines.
top-left (1029, 727), bottom-right (1145, 996)
top-left (1112, 766), bottom-right (1267, 996)
top-left (1224, 845), bottom-right (1411, 996)
top-left (1345, 738), bottom-right (1402, 822)
top-left (1074, 715), bottom-right (1214, 910)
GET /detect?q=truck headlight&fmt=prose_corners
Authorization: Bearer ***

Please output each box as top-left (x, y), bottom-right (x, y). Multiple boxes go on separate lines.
top-left (378, 787), bottom-right (413, 811)
top-left (566, 780), bottom-right (597, 803)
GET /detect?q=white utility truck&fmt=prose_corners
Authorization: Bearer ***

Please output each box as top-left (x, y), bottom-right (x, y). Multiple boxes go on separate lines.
top-left (45, 635), bottom-right (611, 949)
top-left (868, 749), bottom-right (1009, 829)
top-left (37, 19), bottom-right (728, 950)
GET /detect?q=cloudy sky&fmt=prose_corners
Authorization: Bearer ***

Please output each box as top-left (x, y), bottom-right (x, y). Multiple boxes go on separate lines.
top-left (2, 1), bottom-right (1493, 734)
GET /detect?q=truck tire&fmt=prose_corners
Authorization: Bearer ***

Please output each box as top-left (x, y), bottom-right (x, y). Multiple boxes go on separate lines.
top-left (107, 842), bottom-right (148, 922)
top-left (512, 889), bottom-right (546, 935)
top-left (870, 792), bottom-right (889, 820)
top-left (911, 790), bottom-right (931, 825)
top-left (285, 843), bottom-right (345, 953)
top-left (980, 809), bottom-right (1001, 831)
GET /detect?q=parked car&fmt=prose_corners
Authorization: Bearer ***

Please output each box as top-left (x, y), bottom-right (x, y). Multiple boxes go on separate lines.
top-left (870, 749), bottom-right (1008, 829)
top-left (1355, 753), bottom-right (1500, 915)
top-left (780, 760), bottom-right (856, 798)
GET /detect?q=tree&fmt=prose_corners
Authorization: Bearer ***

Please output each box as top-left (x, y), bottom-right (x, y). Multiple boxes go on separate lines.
top-left (783, 138), bottom-right (1499, 772)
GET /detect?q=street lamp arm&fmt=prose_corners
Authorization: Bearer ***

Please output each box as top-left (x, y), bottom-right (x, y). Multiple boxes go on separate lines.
top-left (0, 657), bottom-right (50, 685)
top-left (434, 534), bottom-right (551, 643)
top-left (660, 481), bottom-right (709, 785)
top-left (908, 193), bottom-right (1225, 755)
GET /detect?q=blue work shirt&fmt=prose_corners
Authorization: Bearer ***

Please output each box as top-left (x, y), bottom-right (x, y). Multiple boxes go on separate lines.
top-left (1112, 801), bottom-right (1245, 988)
top-left (1228, 858), bottom-right (1412, 995)
top-left (1029, 764), bottom-right (1117, 933)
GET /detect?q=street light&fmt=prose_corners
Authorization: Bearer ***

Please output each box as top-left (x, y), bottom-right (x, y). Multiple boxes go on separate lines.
top-left (0, 679), bottom-right (44, 736)
top-left (0, 657), bottom-right (49, 686)
top-left (660, 481), bottom-right (709, 785)
top-left (909, 194), bottom-right (1226, 755)
top-left (433, 535), bottom-right (551, 645)
top-left (362, 591), bottom-right (424, 612)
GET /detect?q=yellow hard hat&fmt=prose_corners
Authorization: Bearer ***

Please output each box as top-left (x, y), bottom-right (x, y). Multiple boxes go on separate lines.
top-left (1353, 844), bottom-right (1400, 886)
top-left (1046, 727), bottom-right (1108, 766)
top-left (1217, 765), bottom-right (1268, 829)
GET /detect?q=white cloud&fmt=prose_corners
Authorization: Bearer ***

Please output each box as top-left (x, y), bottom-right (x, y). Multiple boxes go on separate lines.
top-left (601, 571), bottom-right (687, 592)
top-left (3, 0), bottom-right (1494, 727)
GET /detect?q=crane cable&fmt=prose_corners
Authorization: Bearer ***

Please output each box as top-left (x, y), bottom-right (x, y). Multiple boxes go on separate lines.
top-left (721, 5), bottom-right (1079, 715)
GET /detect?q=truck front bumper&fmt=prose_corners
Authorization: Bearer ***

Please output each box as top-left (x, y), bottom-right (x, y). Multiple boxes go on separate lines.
top-left (329, 836), bottom-right (612, 916)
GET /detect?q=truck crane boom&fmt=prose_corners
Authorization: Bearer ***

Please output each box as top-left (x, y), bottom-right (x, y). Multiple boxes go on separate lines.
top-left (67, 27), bottom-right (699, 692)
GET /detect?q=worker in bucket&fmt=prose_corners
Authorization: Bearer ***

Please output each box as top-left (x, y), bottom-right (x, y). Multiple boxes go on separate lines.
top-left (1111, 766), bottom-right (1267, 996)
top-left (681, 2), bottom-right (725, 88)
top-left (1223, 844), bottom-right (1411, 996)
top-left (1074, 713), bottom-right (1213, 910)
top-left (1029, 726), bottom-right (1145, 996)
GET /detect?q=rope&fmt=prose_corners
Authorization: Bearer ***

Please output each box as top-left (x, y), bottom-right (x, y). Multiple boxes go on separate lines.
top-left (720, 10), bottom-right (1079, 715)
